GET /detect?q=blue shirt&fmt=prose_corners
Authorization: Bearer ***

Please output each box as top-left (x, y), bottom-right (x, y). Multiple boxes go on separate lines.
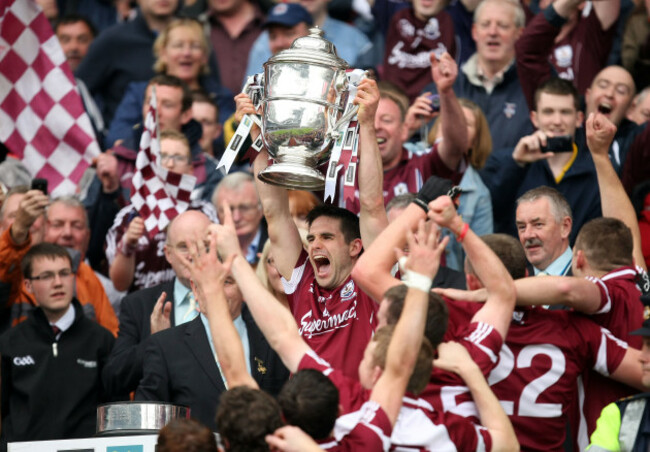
top-left (173, 278), bottom-right (198, 325)
top-left (534, 246), bottom-right (573, 276)
top-left (199, 312), bottom-right (251, 388)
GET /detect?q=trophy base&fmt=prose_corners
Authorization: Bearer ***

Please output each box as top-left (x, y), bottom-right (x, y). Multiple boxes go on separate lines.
top-left (258, 163), bottom-right (325, 191)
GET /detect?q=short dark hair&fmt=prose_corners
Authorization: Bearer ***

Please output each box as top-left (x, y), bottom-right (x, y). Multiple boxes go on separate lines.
top-left (278, 369), bottom-right (339, 440)
top-left (466, 234), bottom-right (528, 280)
top-left (146, 74), bottom-right (193, 113)
top-left (216, 386), bottom-right (283, 452)
top-left (157, 418), bottom-right (217, 452)
top-left (54, 13), bottom-right (97, 37)
top-left (384, 284), bottom-right (448, 348)
top-left (192, 89), bottom-right (220, 122)
top-left (371, 325), bottom-right (434, 395)
top-left (574, 217), bottom-right (633, 271)
top-left (306, 205), bottom-right (360, 244)
top-left (534, 77), bottom-right (580, 111)
top-left (21, 243), bottom-right (72, 279)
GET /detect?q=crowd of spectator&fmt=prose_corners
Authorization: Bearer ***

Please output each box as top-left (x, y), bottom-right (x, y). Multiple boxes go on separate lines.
top-left (1, 0), bottom-right (650, 450)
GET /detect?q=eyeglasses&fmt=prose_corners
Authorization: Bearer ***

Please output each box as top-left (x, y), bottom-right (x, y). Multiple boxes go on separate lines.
top-left (30, 269), bottom-right (74, 282)
top-left (160, 153), bottom-right (190, 164)
top-left (218, 204), bottom-right (261, 216)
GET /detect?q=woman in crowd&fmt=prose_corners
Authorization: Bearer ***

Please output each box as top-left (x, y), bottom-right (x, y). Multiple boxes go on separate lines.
top-left (427, 98), bottom-right (493, 271)
top-left (106, 18), bottom-right (234, 148)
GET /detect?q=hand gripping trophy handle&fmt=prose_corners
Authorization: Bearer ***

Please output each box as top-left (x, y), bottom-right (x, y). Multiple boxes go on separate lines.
top-left (217, 74), bottom-right (264, 173)
top-left (328, 70), bottom-right (367, 141)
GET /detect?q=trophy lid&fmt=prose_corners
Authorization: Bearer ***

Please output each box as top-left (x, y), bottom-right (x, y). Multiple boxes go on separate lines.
top-left (265, 27), bottom-right (350, 68)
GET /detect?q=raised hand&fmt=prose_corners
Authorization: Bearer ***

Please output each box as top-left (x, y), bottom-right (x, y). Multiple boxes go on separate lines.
top-left (354, 78), bottom-right (380, 127)
top-left (396, 219), bottom-right (449, 280)
top-left (150, 291), bottom-right (172, 334)
top-left (586, 112), bottom-right (617, 157)
top-left (431, 52), bottom-right (458, 94)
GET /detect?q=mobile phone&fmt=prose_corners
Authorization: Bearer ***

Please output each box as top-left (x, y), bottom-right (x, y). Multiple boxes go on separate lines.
top-left (542, 135), bottom-right (573, 153)
top-left (427, 94), bottom-right (441, 113)
top-left (31, 178), bottom-right (48, 195)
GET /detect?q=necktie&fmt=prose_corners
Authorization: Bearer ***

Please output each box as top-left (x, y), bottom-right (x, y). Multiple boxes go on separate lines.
top-left (51, 325), bottom-right (61, 336)
top-left (183, 291), bottom-right (198, 321)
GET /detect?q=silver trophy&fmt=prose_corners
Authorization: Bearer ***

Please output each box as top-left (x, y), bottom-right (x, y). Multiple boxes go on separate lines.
top-left (255, 28), bottom-right (362, 190)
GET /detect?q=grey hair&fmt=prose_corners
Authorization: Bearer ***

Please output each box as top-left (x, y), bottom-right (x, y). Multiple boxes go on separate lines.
top-left (474, 0), bottom-right (525, 28)
top-left (0, 185), bottom-right (29, 220)
top-left (516, 186), bottom-right (572, 223)
top-left (386, 193), bottom-right (416, 214)
top-left (48, 195), bottom-right (89, 229)
top-left (212, 171), bottom-right (259, 207)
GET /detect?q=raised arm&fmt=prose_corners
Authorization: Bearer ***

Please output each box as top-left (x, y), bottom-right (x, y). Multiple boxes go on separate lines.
top-left (108, 216), bottom-right (144, 291)
top-left (352, 176), bottom-right (452, 301)
top-left (211, 204), bottom-right (309, 373)
top-left (253, 150), bottom-right (303, 280)
top-left (434, 342), bottom-right (519, 452)
top-left (355, 78), bottom-right (388, 248)
top-left (586, 112), bottom-right (647, 271)
top-left (428, 196), bottom-right (516, 340)
top-left (370, 221), bottom-right (448, 426)
top-left (183, 235), bottom-right (257, 389)
top-left (431, 52), bottom-right (468, 172)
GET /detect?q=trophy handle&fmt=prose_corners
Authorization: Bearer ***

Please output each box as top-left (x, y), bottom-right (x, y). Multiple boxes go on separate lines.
top-left (328, 70), bottom-right (368, 140)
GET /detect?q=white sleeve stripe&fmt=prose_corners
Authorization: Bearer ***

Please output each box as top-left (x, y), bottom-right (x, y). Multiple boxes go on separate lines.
top-left (474, 425), bottom-right (487, 452)
top-left (594, 330), bottom-right (610, 376)
top-left (281, 259), bottom-right (308, 295)
top-left (466, 322), bottom-right (492, 345)
top-left (465, 323), bottom-right (498, 363)
top-left (588, 278), bottom-right (611, 314)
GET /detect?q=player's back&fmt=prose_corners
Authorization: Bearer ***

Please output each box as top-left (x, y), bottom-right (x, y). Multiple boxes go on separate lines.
top-left (488, 307), bottom-right (628, 451)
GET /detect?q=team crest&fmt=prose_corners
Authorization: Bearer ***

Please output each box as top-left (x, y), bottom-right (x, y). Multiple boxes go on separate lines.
top-left (393, 182), bottom-right (409, 196)
top-left (423, 18), bottom-right (441, 40)
top-left (554, 45), bottom-right (573, 68)
top-left (340, 281), bottom-right (355, 300)
top-left (503, 102), bottom-right (516, 119)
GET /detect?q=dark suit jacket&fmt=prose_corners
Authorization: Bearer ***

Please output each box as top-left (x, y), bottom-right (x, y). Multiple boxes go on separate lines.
top-left (102, 280), bottom-right (176, 398)
top-left (134, 306), bottom-right (289, 431)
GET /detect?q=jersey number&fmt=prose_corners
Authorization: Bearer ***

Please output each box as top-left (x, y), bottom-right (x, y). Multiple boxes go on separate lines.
top-left (488, 343), bottom-right (565, 418)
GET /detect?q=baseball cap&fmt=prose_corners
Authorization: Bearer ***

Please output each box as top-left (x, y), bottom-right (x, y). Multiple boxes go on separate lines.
top-left (263, 3), bottom-right (313, 28)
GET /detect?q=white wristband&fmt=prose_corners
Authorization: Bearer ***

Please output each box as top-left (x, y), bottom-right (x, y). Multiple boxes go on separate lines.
top-left (398, 256), bottom-right (433, 292)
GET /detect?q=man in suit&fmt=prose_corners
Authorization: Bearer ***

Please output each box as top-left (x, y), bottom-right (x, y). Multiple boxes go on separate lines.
top-left (134, 251), bottom-right (289, 430)
top-left (102, 210), bottom-right (215, 398)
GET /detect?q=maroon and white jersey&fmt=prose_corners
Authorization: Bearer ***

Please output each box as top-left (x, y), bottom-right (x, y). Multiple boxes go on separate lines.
top-left (284, 251), bottom-right (378, 379)
top-left (301, 350), bottom-right (492, 452)
top-left (546, 4), bottom-right (615, 95)
top-left (105, 201), bottom-right (217, 292)
top-left (488, 308), bottom-right (628, 452)
top-left (383, 8), bottom-right (456, 102)
top-left (587, 265), bottom-right (645, 348)
top-left (322, 401), bottom-right (392, 452)
top-left (344, 146), bottom-right (463, 215)
top-left (571, 266), bottom-right (646, 448)
top-left (419, 320), bottom-right (502, 420)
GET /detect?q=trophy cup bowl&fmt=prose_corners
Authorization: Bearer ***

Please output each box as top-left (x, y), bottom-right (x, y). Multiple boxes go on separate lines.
top-left (257, 28), bottom-right (354, 190)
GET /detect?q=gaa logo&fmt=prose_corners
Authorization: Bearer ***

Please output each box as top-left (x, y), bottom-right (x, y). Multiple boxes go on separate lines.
top-left (13, 355), bottom-right (35, 366)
